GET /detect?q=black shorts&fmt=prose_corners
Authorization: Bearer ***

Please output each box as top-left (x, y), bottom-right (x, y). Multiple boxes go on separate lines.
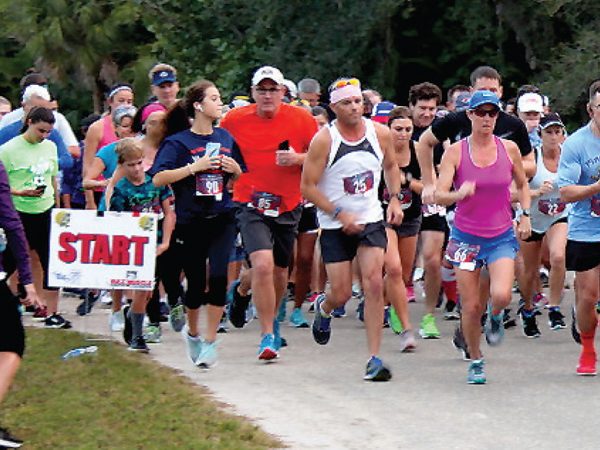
top-left (0, 281), bottom-right (25, 358)
top-left (566, 240), bottom-right (600, 272)
top-left (387, 215), bottom-right (422, 238)
top-left (320, 221), bottom-right (387, 264)
top-left (420, 213), bottom-right (448, 233)
top-left (523, 217), bottom-right (568, 243)
top-left (236, 204), bottom-right (302, 268)
top-left (297, 205), bottom-right (319, 234)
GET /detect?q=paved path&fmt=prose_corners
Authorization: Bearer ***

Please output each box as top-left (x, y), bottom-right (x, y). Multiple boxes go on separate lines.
top-left (36, 279), bottom-right (600, 450)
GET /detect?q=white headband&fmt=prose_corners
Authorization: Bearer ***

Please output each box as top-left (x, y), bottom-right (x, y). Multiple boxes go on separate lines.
top-left (330, 85), bottom-right (362, 104)
top-left (109, 85), bottom-right (133, 99)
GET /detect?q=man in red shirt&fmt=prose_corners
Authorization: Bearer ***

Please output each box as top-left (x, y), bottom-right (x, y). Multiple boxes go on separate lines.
top-left (221, 66), bottom-right (318, 360)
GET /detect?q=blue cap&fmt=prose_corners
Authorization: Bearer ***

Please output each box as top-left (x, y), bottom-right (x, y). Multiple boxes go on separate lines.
top-left (454, 93), bottom-right (471, 112)
top-left (152, 69), bottom-right (177, 86)
top-left (468, 90), bottom-right (500, 110)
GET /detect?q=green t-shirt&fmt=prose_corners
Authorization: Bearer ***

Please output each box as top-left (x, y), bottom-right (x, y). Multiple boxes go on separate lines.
top-left (0, 135), bottom-right (58, 213)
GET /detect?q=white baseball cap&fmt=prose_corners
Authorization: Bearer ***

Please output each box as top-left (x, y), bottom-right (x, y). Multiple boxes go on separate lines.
top-left (252, 66), bottom-right (285, 86)
top-left (22, 84), bottom-right (51, 103)
top-left (517, 92), bottom-right (544, 113)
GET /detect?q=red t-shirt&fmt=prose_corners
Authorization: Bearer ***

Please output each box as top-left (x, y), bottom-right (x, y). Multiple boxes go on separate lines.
top-left (221, 103), bottom-right (318, 212)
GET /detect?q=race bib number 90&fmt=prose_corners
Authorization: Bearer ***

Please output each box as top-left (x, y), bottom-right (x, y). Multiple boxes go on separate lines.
top-left (196, 173), bottom-right (224, 200)
top-left (343, 170), bottom-right (374, 195)
top-left (538, 198), bottom-right (565, 216)
top-left (445, 239), bottom-right (480, 271)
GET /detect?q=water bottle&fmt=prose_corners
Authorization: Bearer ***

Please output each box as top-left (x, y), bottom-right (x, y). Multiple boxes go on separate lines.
top-left (0, 227), bottom-right (6, 253)
top-left (62, 345), bottom-right (98, 360)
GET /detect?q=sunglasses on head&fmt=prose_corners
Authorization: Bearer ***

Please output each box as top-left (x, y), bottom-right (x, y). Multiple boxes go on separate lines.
top-left (472, 107), bottom-right (499, 118)
top-left (330, 78), bottom-right (360, 92)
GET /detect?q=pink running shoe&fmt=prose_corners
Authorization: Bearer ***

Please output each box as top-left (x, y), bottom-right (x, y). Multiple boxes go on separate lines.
top-left (406, 285), bottom-right (416, 303)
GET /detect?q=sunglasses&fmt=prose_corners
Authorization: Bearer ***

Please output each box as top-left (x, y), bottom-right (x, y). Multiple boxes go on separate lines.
top-left (330, 78), bottom-right (360, 92)
top-left (255, 87), bottom-right (281, 95)
top-left (472, 108), bottom-right (499, 118)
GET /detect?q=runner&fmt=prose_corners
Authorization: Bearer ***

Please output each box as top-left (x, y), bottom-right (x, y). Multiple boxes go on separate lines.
top-left (516, 113), bottom-right (569, 336)
top-left (435, 90), bottom-right (531, 384)
top-left (0, 96), bottom-right (11, 120)
top-left (220, 66), bottom-right (317, 360)
top-left (557, 80), bottom-right (600, 376)
top-left (302, 77), bottom-right (403, 380)
top-left (0, 106), bottom-right (71, 329)
top-left (148, 63), bottom-right (180, 109)
top-left (0, 158), bottom-right (40, 449)
top-left (152, 79), bottom-right (245, 368)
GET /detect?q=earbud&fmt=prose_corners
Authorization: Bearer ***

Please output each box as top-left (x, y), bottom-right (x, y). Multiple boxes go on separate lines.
top-left (193, 102), bottom-right (204, 112)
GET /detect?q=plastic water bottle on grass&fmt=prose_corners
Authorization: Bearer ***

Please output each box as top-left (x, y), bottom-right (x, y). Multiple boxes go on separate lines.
top-left (62, 346), bottom-right (98, 360)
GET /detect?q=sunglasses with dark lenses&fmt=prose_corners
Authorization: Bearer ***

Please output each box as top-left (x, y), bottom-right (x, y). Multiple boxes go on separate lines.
top-left (472, 108), bottom-right (499, 118)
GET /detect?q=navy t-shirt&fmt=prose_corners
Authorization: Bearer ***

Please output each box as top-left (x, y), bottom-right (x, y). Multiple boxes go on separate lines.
top-left (149, 128), bottom-right (246, 224)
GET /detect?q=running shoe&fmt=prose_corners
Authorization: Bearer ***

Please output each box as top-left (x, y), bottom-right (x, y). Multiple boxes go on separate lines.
top-left (99, 290), bottom-right (112, 306)
top-left (443, 300), bottom-right (460, 320)
top-left (398, 330), bottom-right (417, 352)
top-left (571, 304), bottom-right (581, 344)
top-left (312, 296), bottom-right (332, 345)
top-left (144, 323), bottom-right (162, 344)
top-left (182, 325), bottom-right (203, 364)
top-left (356, 297), bottom-right (365, 322)
top-left (576, 351), bottom-right (597, 376)
top-left (520, 308), bottom-right (541, 338)
top-left (122, 305), bottom-right (132, 345)
top-left (289, 307), bottom-right (309, 328)
top-left (196, 341), bottom-right (218, 369)
top-left (228, 280), bottom-right (251, 328)
top-left (389, 306), bottom-right (404, 334)
top-left (413, 267), bottom-right (424, 282)
top-left (383, 306), bottom-right (390, 328)
top-left (485, 306), bottom-right (505, 346)
top-left (533, 292), bottom-right (549, 310)
top-left (129, 335), bottom-right (150, 353)
top-left (503, 308), bottom-right (517, 328)
top-left (273, 319), bottom-right (283, 351)
top-left (419, 313), bottom-right (440, 339)
top-left (540, 268), bottom-right (550, 288)
top-left (332, 304), bottom-right (346, 318)
top-left (217, 313), bottom-right (228, 334)
top-left (169, 301), bottom-right (186, 333)
top-left (0, 426), bottom-right (23, 448)
top-left (452, 325), bottom-right (471, 361)
top-left (363, 356), bottom-right (392, 381)
top-left (467, 359), bottom-right (486, 384)
top-left (307, 291), bottom-right (322, 304)
top-left (548, 307), bottom-right (566, 330)
top-left (44, 314), bottom-right (72, 329)
top-left (276, 298), bottom-right (287, 323)
top-left (406, 285), bottom-right (416, 303)
top-left (258, 333), bottom-right (278, 361)
top-left (76, 291), bottom-right (98, 316)
top-left (351, 282), bottom-right (362, 298)
top-left (32, 305), bottom-right (48, 322)
top-left (109, 309), bottom-right (125, 332)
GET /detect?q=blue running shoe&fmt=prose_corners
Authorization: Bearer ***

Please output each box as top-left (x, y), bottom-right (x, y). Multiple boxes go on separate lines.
top-left (258, 333), bottom-right (278, 361)
top-left (467, 359), bottom-right (486, 384)
top-left (277, 298), bottom-right (287, 323)
top-left (273, 319), bottom-right (284, 351)
top-left (485, 304), bottom-right (504, 346)
top-left (332, 304), bottom-right (346, 318)
top-left (312, 296), bottom-right (332, 345)
top-left (289, 307), bottom-right (309, 328)
top-left (363, 356), bottom-right (392, 381)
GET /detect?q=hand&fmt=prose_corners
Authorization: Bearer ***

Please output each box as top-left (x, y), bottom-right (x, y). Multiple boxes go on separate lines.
top-left (190, 154), bottom-right (221, 174)
top-left (275, 148), bottom-right (300, 166)
top-left (337, 210), bottom-right (364, 235)
top-left (457, 181), bottom-right (476, 200)
top-left (386, 197), bottom-right (404, 225)
top-left (17, 188), bottom-right (45, 197)
top-left (156, 242), bottom-right (169, 256)
top-left (422, 183), bottom-right (436, 204)
top-left (220, 155), bottom-right (242, 176)
top-left (518, 215), bottom-right (532, 240)
top-left (20, 283), bottom-right (41, 308)
top-left (538, 180), bottom-right (554, 196)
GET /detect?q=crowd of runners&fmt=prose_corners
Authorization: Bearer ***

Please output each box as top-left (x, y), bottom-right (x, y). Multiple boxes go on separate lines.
top-left (1, 61), bottom-right (600, 447)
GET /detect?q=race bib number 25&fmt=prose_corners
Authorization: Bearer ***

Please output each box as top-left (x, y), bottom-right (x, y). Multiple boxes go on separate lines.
top-left (343, 170), bottom-right (374, 195)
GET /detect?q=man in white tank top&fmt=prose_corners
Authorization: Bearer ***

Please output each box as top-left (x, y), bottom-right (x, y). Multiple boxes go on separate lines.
top-left (301, 78), bottom-right (403, 381)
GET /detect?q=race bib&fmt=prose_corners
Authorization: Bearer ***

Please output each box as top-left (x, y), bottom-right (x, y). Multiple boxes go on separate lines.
top-left (538, 198), bottom-right (566, 216)
top-left (421, 204), bottom-right (446, 217)
top-left (251, 192), bottom-right (282, 217)
top-left (131, 198), bottom-right (163, 220)
top-left (343, 170), bottom-right (374, 195)
top-left (445, 239), bottom-right (480, 271)
top-left (196, 173), bottom-right (224, 200)
top-left (399, 188), bottom-right (413, 210)
top-left (591, 198), bottom-right (600, 217)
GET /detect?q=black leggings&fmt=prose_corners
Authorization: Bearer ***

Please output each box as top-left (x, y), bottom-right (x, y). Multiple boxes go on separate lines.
top-left (145, 249), bottom-right (185, 323)
top-left (0, 281), bottom-right (25, 357)
top-left (161, 212), bottom-right (237, 310)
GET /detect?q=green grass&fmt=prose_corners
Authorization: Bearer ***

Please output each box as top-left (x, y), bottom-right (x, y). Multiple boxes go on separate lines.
top-left (0, 328), bottom-right (282, 449)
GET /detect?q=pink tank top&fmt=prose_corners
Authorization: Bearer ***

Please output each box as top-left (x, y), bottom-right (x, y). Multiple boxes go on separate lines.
top-left (453, 136), bottom-right (513, 238)
top-left (98, 114), bottom-right (118, 149)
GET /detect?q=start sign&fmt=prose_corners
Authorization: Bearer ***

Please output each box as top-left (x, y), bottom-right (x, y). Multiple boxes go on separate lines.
top-left (48, 209), bottom-right (157, 290)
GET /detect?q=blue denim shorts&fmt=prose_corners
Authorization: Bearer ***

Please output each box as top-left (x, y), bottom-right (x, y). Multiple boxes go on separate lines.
top-left (446, 226), bottom-right (519, 270)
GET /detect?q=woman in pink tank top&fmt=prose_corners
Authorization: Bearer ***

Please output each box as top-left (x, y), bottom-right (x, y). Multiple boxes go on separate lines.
top-left (434, 90), bottom-right (531, 385)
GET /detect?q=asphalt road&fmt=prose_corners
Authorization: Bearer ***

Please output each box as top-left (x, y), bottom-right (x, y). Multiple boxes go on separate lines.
top-left (37, 277), bottom-right (600, 450)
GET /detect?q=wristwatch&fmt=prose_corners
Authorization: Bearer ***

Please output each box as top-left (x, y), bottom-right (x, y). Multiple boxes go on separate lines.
top-left (332, 206), bottom-right (343, 219)
top-left (521, 208), bottom-right (530, 217)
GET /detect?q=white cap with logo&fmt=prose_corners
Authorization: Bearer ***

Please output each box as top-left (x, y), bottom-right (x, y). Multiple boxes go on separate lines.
top-left (252, 66), bottom-right (285, 86)
top-left (517, 92), bottom-right (544, 113)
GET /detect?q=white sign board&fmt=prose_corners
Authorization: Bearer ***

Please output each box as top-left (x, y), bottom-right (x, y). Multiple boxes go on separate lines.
top-left (48, 209), bottom-right (157, 290)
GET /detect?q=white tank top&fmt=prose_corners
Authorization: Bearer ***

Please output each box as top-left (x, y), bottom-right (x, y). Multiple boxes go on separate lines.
top-left (317, 118), bottom-right (384, 229)
top-left (528, 145), bottom-right (570, 233)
